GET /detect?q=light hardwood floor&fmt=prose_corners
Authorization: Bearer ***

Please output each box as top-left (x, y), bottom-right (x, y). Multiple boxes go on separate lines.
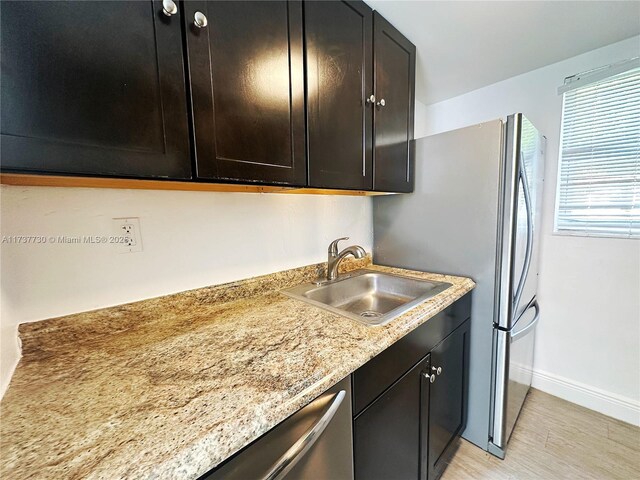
top-left (442, 389), bottom-right (640, 479)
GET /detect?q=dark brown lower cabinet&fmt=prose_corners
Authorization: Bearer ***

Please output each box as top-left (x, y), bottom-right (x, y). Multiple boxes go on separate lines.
top-left (425, 320), bottom-right (470, 480)
top-left (353, 304), bottom-right (470, 480)
top-left (354, 354), bottom-right (430, 480)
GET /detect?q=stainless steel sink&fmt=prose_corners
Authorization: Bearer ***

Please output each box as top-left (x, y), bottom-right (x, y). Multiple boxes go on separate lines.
top-left (282, 269), bottom-right (451, 326)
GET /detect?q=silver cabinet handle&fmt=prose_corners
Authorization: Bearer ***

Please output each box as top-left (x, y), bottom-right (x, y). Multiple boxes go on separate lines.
top-left (424, 372), bottom-right (436, 383)
top-left (377, 98), bottom-right (386, 107)
top-left (432, 366), bottom-right (442, 376)
top-left (162, 0), bottom-right (178, 16)
top-left (193, 11), bottom-right (208, 28)
top-left (262, 390), bottom-right (346, 480)
top-left (366, 94), bottom-right (376, 105)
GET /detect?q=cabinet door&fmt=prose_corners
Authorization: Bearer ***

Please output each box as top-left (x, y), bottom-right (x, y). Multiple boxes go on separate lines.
top-left (305, 1), bottom-right (373, 190)
top-left (352, 293), bottom-right (471, 416)
top-left (373, 12), bottom-right (416, 193)
top-left (184, 1), bottom-right (306, 186)
top-left (354, 355), bottom-right (430, 480)
top-left (0, 1), bottom-right (191, 179)
top-left (426, 320), bottom-right (470, 480)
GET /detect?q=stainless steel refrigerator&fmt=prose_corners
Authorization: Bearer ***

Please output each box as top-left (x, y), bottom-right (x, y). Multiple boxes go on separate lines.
top-left (373, 114), bottom-right (545, 458)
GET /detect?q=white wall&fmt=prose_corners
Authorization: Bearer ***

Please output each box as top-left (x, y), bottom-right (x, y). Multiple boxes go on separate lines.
top-left (414, 99), bottom-right (430, 138)
top-left (0, 186), bottom-right (372, 395)
top-left (419, 36), bottom-right (640, 424)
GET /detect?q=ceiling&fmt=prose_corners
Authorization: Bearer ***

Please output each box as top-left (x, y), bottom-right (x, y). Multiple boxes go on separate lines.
top-left (365, 1), bottom-right (640, 105)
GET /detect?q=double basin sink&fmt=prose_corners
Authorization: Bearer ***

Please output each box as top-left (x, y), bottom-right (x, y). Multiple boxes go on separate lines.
top-left (283, 269), bottom-right (451, 326)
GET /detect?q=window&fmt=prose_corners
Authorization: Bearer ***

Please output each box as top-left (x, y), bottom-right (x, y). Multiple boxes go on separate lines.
top-left (555, 67), bottom-right (640, 238)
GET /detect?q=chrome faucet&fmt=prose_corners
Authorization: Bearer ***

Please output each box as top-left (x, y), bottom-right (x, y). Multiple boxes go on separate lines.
top-left (326, 237), bottom-right (366, 281)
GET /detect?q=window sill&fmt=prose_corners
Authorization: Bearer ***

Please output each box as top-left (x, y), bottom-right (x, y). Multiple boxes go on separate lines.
top-left (552, 229), bottom-right (639, 240)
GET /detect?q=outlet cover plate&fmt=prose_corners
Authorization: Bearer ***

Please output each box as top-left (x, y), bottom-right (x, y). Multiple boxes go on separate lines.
top-left (112, 217), bottom-right (143, 253)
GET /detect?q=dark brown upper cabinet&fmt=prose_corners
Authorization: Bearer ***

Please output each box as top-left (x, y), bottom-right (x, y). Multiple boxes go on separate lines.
top-left (0, 0), bottom-right (191, 179)
top-left (1, 1), bottom-right (415, 193)
top-left (183, 1), bottom-right (307, 186)
top-left (373, 11), bottom-right (416, 193)
top-left (304, 4), bottom-right (415, 192)
top-left (305, 1), bottom-right (373, 190)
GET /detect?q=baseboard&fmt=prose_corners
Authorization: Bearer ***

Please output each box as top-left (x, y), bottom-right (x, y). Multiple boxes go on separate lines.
top-left (525, 367), bottom-right (640, 426)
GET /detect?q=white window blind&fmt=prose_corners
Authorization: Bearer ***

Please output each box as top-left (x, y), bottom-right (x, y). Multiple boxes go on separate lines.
top-left (555, 67), bottom-right (640, 238)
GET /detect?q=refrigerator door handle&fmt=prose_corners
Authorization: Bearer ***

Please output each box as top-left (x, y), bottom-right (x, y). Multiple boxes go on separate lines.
top-left (511, 300), bottom-right (540, 341)
top-left (512, 155), bottom-right (534, 313)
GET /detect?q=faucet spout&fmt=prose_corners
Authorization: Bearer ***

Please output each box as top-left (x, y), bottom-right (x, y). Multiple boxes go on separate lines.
top-left (326, 238), bottom-right (366, 281)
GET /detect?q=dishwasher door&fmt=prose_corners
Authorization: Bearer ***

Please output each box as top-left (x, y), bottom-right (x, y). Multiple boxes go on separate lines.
top-left (202, 376), bottom-right (353, 480)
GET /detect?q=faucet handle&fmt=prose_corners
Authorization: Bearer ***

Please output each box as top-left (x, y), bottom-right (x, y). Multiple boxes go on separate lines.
top-left (328, 237), bottom-right (349, 255)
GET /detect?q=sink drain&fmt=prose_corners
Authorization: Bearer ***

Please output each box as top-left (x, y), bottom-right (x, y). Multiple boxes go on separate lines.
top-left (360, 310), bottom-right (383, 318)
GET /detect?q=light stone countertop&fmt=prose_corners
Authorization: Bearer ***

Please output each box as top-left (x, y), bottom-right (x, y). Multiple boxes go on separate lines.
top-left (0, 257), bottom-right (474, 480)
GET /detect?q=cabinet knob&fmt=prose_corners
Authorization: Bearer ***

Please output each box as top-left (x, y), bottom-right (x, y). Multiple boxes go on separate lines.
top-left (194, 11), bottom-right (208, 28)
top-left (377, 98), bottom-right (386, 108)
top-left (162, 0), bottom-right (178, 16)
top-left (366, 94), bottom-right (376, 105)
top-left (424, 372), bottom-right (436, 383)
top-left (432, 366), bottom-right (442, 375)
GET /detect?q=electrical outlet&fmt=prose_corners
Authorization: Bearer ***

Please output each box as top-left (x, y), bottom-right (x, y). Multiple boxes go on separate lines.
top-left (112, 217), bottom-right (143, 253)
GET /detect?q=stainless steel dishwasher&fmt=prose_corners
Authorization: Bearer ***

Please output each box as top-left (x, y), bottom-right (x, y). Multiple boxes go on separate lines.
top-left (201, 376), bottom-right (354, 480)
